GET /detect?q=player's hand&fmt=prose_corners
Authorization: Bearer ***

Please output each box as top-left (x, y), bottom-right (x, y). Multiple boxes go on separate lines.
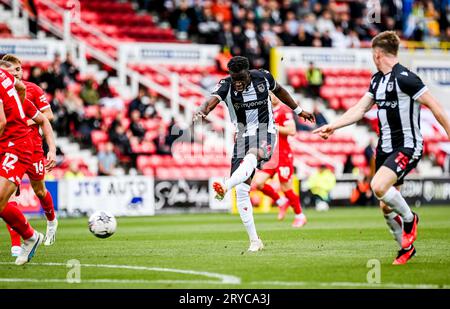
top-left (193, 110), bottom-right (207, 122)
top-left (300, 111), bottom-right (315, 123)
top-left (45, 150), bottom-right (56, 172)
top-left (313, 124), bottom-right (335, 140)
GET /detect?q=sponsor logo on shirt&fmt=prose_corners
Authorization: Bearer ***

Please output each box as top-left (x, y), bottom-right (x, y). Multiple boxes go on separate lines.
top-left (377, 100), bottom-right (398, 109)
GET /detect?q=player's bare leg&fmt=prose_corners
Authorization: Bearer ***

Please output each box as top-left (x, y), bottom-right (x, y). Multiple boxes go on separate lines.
top-left (0, 177), bottom-right (43, 265)
top-left (281, 180), bottom-right (306, 228)
top-left (31, 179), bottom-right (58, 246)
top-left (372, 169), bottom-right (418, 264)
top-left (253, 172), bottom-right (289, 220)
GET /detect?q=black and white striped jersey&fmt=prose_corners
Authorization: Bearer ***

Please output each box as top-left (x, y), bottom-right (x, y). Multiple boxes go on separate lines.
top-left (367, 63), bottom-right (428, 158)
top-left (211, 69), bottom-right (277, 137)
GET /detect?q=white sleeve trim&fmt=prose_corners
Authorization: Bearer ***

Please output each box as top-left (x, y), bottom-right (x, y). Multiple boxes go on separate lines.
top-left (31, 111), bottom-right (40, 120)
top-left (412, 86), bottom-right (428, 100)
top-left (39, 105), bottom-right (51, 111)
top-left (366, 92), bottom-right (374, 99)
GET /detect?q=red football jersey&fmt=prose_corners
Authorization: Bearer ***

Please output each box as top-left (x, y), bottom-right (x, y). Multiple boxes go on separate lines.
top-left (0, 68), bottom-right (40, 147)
top-left (273, 104), bottom-right (293, 154)
top-left (23, 81), bottom-right (50, 149)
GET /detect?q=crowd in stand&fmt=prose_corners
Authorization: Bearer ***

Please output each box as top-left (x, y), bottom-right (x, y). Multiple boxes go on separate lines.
top-left (136, 0), bottom-right (449, 69)
top-left (26, 53), bottom-right (174, 177)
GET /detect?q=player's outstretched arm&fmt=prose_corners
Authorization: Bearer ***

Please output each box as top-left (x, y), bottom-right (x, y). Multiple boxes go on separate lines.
top-left (272, 84), bottom-right (315, 123)
top-left (33, 113), bottom-right (56, 171)
top-left (418, 91), bottom-right (450, 139)
top-left (313, 93), bottom-right (374, 139)
top-left (193, 96), bottom-right (220, 122)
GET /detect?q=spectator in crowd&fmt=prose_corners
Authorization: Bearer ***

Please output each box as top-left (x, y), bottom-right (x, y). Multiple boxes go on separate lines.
top-left (78, 107), bottom-right (103, 146)
top-left (41, 56), bottom-right (66, 96)
top-left (293, 24), bottom-right (313, 46)
top-left (343, 155), bottom-right (356, 174)
top-left (128, 87), bottom-right (147, 117)
top-left (350, 175), bottom-right (374, 206)
top-left (217, 21), bottom-right (236, 53)
top-left (63, 85), bottom-right (84, 136)
top-left (99, 88), bottom-right (125, 110)
top-left (60, 52), bottom-right (79, 83)
top-left (28, 66), bottom-right (43, 85)
top-left (306, 164), bottom-right (336, 211)
top-left (128, 87), bottom-right (157, 118)
top-left (162, 0), bottom-right (449, 69)
top-left (306, 62), bottom-right (324, 98)
top-left (364, 138), bottom-right (376, 176)
top-left (80, 77), bottom-right (99, 106)
top-left (97, 77), bottom-right (112, 99)
top-left (313, 104), bottom-right (328, 127)
top-left (197, 5), bottom-right (221, 44)
top-left (109, 125), bottom-right (136, 167)
top-left (64, 162), bottom-right (85, 179)
top-left (153, 121), bottom-right (172, 155)
top-left (98, 142), bottom-right (118, 176)
top-left (169, 0), bottom-right (198, 39)
top-left (129, 110), bottom-right (146, 140)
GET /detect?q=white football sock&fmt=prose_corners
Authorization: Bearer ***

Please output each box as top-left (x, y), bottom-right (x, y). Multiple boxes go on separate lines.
top-left (276, 197), bottom-right (288, 206)
top-left (377, 187), bottom-right (414, 223)
top-left (384, 211), bottom-right (403, 248)
top-left (225, 154), bottom-right (257, 191)
top-left (295, 213), bottom-right (305, 219)
top-left (235, 183), bottom-right (258, 241)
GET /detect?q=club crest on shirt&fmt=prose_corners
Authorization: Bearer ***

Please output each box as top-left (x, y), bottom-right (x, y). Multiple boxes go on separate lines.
top-left (387, 82), bottom-right (394, 92)
top-left (257, 83), bottom-right (266, 93)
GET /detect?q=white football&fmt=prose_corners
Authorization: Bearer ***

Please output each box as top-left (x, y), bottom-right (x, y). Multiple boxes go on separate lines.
top-left (88, 211), bottom-right (117, 238)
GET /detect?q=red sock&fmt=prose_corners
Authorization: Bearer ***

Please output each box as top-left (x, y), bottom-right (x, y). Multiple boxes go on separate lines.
top-left (0, 202), bottom-right (34, 240)
top-left (39, 191), bottom-right (55, 221)
top-left (7, 224), bottom-right (21, 247)
top-left (261, 183), bottom-right (281, 202)
top-left (285, 189), bottom-right (302, 215)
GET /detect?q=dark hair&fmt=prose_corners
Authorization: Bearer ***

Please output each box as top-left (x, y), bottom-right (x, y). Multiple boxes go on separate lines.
top-left (227, 56), bottom-right (249, 73)
top-left (371, 31), bottom-right (400, 56)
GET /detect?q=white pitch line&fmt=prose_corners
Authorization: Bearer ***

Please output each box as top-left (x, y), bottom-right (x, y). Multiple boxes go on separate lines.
top-left (0, 262), bottom-right (241, 285)
top-left (253, 281), bottom-right (450, 289)
top-left (0, 278), bottom-right (230, 285)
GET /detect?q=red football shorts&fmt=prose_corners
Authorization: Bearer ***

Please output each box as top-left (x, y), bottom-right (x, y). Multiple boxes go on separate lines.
top-left (261, 151), bottom-right (294, 182)
top-left (0, 138), bottom-right (34, 186)
top-left (26, 148), bottom-right (46, 181)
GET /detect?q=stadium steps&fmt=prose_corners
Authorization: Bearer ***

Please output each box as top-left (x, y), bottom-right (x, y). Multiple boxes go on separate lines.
top-left (57, 136), bottom-right (98, 174)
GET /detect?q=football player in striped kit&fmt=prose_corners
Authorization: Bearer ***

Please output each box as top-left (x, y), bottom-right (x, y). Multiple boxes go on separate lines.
top-left (194, 56), bottom-right (314, 252)
top-left (314, 31), bottom-right (450, 264)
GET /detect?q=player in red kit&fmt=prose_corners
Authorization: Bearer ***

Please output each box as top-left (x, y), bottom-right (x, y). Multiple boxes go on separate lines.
top-left (254, 93), bottom-right (306, 228)
top-left (0, 60), bottom-right (56, 265)
top-left (2, 54), bottom-right (57, 256)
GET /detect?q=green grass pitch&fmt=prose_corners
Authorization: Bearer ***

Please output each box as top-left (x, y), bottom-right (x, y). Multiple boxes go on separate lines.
top-left (0, 206), bottom-right (449, 289)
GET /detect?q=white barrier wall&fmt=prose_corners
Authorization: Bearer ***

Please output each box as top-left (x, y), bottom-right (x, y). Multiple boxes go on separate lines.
top-left (0, 39), bottom-right (68, 61)
top-left (119, 43), bottom-right (220, 65)
top-left (62, 176), bottom-right (155, 216)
